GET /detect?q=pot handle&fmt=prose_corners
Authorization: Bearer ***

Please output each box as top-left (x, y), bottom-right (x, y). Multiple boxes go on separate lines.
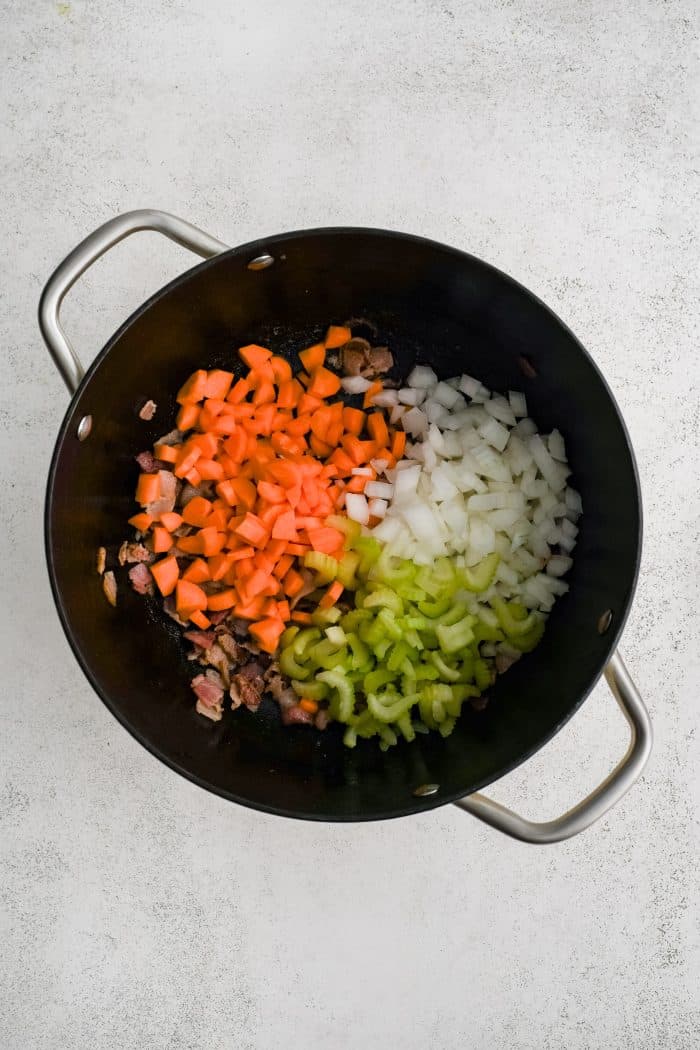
top-left (39, 209), bottom-right (230, 395)
top-left (454, 650), bottom-right (652, 843)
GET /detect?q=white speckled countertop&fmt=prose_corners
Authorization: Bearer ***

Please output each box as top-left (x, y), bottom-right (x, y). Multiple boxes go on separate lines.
top-left (2, 2), bottom-right (699, 1047)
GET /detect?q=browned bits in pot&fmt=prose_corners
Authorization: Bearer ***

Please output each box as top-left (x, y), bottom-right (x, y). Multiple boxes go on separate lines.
top-left (518, 355), bottom-right (537, 379)
top-left (102, 570), bottom-right (117, 607)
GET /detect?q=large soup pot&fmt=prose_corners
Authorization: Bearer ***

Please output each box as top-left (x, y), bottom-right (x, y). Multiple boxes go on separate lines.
top-left (40, 210), bottom-right (652, 842)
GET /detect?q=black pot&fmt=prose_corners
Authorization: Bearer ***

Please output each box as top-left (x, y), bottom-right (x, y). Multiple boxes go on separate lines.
top-left (40, 210), bottom-right (651, 842)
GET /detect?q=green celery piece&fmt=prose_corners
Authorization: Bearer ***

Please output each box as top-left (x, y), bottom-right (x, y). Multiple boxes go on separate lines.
top-left (362, 587), bottom-right (404, 617)
top-left (280, 626), bottom-right (300, 649)
top-left (423, 683), bottom-right (454, 705)
top-left (417, 595), bottom-right (452, 618)
top-left (292, 628), bottom-right (322, 658)
top-left (367, 691), bottom-right (417, 724)
top-left (413, 663), bottom-right (440, 682)
top-left (325, 625), bottom-right (347, 647)
top-left (311, 606), bottom-right (342, 626)
top-left (404, 614), bottom-right (429, 630)
top-left (415, 557), bottom-right (456, 598)
top-left (325, 514), bottom-right (361, 544)
top-left (377, 607), bottom-right (403, 641)
top-left (436, 616), bottom-right (475, 655)
top-left (364, 667), bottom-right (395, 694)
top-left (303, 550), bottom-right (339, 582)
top-left (435, 602), bottom-right (472, 627)
top-left (438, 716), bottom-right (457, 738)
top-left (455, 651), bottom-right (476, 682)
top-left (291, 679), bottom-right (329, 700)
top-left (336, 550), bottom-right (361, 589)
top-left (445, 683), bottom-right (480, 717)
top-left (310, 639), bottom-right (349, 668)
top-left (428, 650), bottom-right (462, 682)
top-left (403, 628), bottom-right (424, 651)
top-left (397, 585), bottom-right (429, 603)
top-left (460, 552), bottom-right (500, 593)
top-left (507, 618), bottom-right (546, 652)
top-left (340, 608), bottom-right (372, 632)
top-left (387, 641), bottom-right (410, 672)
top-left (346, 632), bottom-right (370, 668)
top-left (279, 649), bottom-right (311, 680)
top-left (374, 638), bottom-right (392, 660)
top-left (359, 617), bottom-right (383, 647)
top-left (472, 621), bottom-right (506, 644)
top-left (400, 657), bottom-right (417, 680)
top-left (343, 726), bottom-right (358, 748)
top-left (370, 552), bottom-right (415, 584)
top-left (354, 536), bottom-right (382, 572)
top-left (474, 657), bottom-right (494, 690)
top-left (490, 596), bottom-right (538, 637)
top-left (396, 713), bottom-right (416, 742)
top-left (317, 668), bottom-right (355, 721)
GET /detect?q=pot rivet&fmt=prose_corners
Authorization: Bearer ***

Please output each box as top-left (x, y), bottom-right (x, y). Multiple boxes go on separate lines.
top-left (598, 609), bottom-right (613, 635)
top-left (77, 414), bottom-right (92, 441)
top-left (413, 783), bottom-right (439, 798)
top-left (247, 254), bottom-right (275, 271)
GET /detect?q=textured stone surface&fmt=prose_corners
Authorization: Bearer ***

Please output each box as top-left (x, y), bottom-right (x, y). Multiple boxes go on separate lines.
top-left (1, 1), bottom-right (698, 1047)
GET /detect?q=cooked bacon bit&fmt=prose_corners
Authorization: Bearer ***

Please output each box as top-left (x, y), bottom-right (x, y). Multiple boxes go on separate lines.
top-left (281, 704), bottom-right (314, 726)
top-left (265, 671), bottom-right (297, 709)
top-left (340, 340), bottom-right (394, 379)
top-left (366, 346), bottom-right (393, 376)
top-left (314, 709), bottom-right (331, 730)
top-left (119, 541), bottom-right (153, 566)
top-left (183, 629), bottom-right (216, 650)
top-left (192, 672), bottom-right (224, 721)
top-left (135, 450), bottom-right (159, 472)
top-left (146, 469), bottom-right (178, 517)
top-left (230, 670), bottom-right (265, 711)
top-left (202, 643), bottom-right (231, 688)
top-left (155, 428), bottom-right (182, 446)
top-left (217, 630), bottom-right (242, 661)
top-left (96, 546), bottom-right (106, 575)
top-left (495, 650), bottom-right (521, 675)
top-left (102, 570), bottom-right (117, 607)
top-left (138, 399), bottom-right (157, 421)
top-left (208, 610), bottom-right (230, 626)
top-left (128, 563), bottom-right (154, 595)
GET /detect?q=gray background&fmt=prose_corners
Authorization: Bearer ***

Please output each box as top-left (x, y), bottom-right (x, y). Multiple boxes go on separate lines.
top-left (2, 1), bottom-right (698, 1047)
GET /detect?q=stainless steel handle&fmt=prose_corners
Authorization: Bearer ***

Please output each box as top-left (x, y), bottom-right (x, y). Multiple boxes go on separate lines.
top-left (454, 650), bottom-right (652, 843)
top-left (39, 209), bottom-right (230, 395)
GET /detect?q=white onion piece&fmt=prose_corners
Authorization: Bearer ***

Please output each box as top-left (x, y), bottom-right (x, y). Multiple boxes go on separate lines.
top-left (508, 390), bottom-right (528, 417)
top-left (368, 498), bottom-right (388, 518)
top-left (345, 492), bottom-right (369, 525)
top-left (341, 376), bottom-right (372, 394)
top-left (372, 390), bottom-right (399, 408)
top-left (401, 407), bottom-right (428, 436)
top-left (548, 429), bottom-right (567, 462)
top-left (366, 481), bottom-right (394, 499)
top-left (398, 387), bottom-right (423, 406)
top-left (351, 467), bottom-right (373, 477)
top-left (407, 365), bottom-right (438, 388)
top-left (546, 555), bottom-right (573, 577)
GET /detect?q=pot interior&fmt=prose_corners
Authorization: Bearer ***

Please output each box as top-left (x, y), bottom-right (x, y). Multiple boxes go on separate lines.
top-left (46, 229), bottom-right (641, 819)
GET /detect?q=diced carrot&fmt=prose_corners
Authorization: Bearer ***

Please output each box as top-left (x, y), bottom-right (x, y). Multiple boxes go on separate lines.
top-left (198, 528), bottom-right (226, 557)
top-left (206, 589), bottom-right (238, 612)
top-left (184, 467), bottom-right (202, 487)
top-left (277, 379), bottom-right (303, 410)
top-left (189, 610), bottom-right (211, 629)
top-left (182, 496), bottom-right (212, 527)
top-left (182, 558), bottom-right (210, 583)
top-left (320, 580), bottom-right (343, 608)
top-left (285, 542), bottom-right (309, 556)
top-left (367, 412), bottom-right (389, 448)
top-left (189, 432), bottom-right (219, 457)
top-left (257, 480), bottom-right (286, 504)
top-left (290, 610), bottom-right (312, 625)
top-left (176, 369), bottom-right (208, 405)
top-left (329, 448), bottom-right (356, 475)
top-left (227, 545), bottom-right (256, 562)
top-left (299, 342), bottom-right (326, 371)
top-left (175, 580), bottom-right (208, 618)
top-left (255, 403), bottom-right (277, 435)
top-left (174, 444), bottom-right (201, 479)
top-left (152, 526), bottom-right (173, 553)
top-left (226, 377), bottom-right (250, 404)
top-left (297, 393), bottom-right (323, 415)
top-left (128, 512), bottom-right (153, 532)
top-left (283, 569), bottom-right (305, 597)
top-left (363, 380), bottom-right (383, 408)
top-left (235, 512), bottom-right (269, 548)
top-left (239, 344), bottom-right (272, 369)
top-left (202, 397), bottom-right (225, 419)
top-left (151, 555), bottom-right (179, 596)
top-left (233, 596), bottom-right (266, 620)
top-left (308, 527), bottom-right (345, 554)
top-left (197, 458), bottom-right (224, 481)
top-left (270, 510), bottom-right (298, 541)
top-left (153, 443), bottom-right (179, 463)
top-left (275, 600), bottom-right (291, 622)
top-left (231, 476), bottom-right (257, 510)
top-left (156, 511), bottom-right (182, 532)
top-left (324, 325), bottom-right (352, 349)
top-left (392, 430), bottom-right (406, 459)
top-left (259, 504), bottom-right (289, 530)
top-left (207, 508), bottom-right (230, 532)
top-left (306, 367), bottom-right (341, 399)
top-left (299, 698), bottom-right (319, 714)
top-left (310, 435), bottom-right (334, 459)
top-left (272, 553), bottom-right (294, 580)
top-left (252, 380), bottom-right (276, 405)
top-left (270, 355), bottom-right (293, 384)
top-left (209, 415), bottom-right (239, 436)
top-left (345, 475), bottom-right (369, 493)
top-left (176, 403), bottom-right (200, 431)
top-left (248, 617), bottom-right (285, 654)
top-left (204, 369), bottom-right (234, 400)
top-left (177, 535), bottom-right (203, 555)
top-left (286, 413), bottom-right (312, 436)
top-left (136, 473), bottom-right (161, 506)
